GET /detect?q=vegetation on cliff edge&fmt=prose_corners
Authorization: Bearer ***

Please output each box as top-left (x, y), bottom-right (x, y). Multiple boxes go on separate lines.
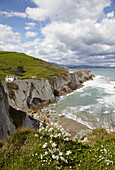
top-left (0, 124), bottom-right (114, 170)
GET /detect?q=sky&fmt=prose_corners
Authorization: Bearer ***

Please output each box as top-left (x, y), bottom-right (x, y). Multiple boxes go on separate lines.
top-left (0, 0), bottom-right (115, 66)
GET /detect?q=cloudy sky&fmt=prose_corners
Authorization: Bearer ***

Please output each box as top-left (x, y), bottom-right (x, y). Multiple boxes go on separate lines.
top-left (0, 0), bottom-right (115, 66)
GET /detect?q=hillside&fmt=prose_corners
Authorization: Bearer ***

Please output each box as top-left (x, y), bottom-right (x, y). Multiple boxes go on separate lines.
top-left (0, 126), bottom-right (115, 169)
top-left (0, 51), bottom-right (68, 81)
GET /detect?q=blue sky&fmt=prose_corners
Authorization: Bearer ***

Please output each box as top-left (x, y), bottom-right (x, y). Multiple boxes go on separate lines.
top-left (0, 0), bottom-right (115, 66)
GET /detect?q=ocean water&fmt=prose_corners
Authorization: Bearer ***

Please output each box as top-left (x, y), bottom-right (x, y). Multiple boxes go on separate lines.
top-left (47, 68), bottom-right (115, 131)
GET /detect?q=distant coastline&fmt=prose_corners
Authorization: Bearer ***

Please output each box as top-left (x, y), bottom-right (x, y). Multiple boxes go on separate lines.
top-left (51, 62), bottom-right (115, 70)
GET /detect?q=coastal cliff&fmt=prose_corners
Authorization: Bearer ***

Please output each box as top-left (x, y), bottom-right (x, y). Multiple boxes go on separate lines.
top-left (0, 81), bottom-right (15, 141)
top-left (0, 81), bottom-right (35, 141)
top-left (3, 70), bottom-right (94, 112)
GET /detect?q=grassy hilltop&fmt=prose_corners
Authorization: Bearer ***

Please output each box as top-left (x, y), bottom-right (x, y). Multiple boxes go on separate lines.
top-left (0, 51), bottom-right (68, 81)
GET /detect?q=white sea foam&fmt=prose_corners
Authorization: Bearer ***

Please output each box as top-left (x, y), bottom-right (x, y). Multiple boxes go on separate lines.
top-left (60, 108), bottom-right (94, 129)
top-left (83, 75), bottom-right (115, 95)
top-left (80, 93), bottom-right (91, 97)
top-left (47, 70), bottom-right (115, 131)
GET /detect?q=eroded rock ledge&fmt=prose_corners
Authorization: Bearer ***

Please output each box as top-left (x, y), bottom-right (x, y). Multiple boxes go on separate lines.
top-left (3, 70), bottom-right (94, 113)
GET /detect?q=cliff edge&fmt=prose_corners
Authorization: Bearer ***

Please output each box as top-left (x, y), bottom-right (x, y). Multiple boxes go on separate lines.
top-left (3, 70), bottom-right (94, 113)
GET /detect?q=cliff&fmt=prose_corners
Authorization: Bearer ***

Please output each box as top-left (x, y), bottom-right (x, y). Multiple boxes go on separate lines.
top-left (48, 70), bottom-right (94, 96)
top-left (3, 79), bottom-right (55, 112)
top-left (3, 70), bottom-right (94, 112)
top-left (0, 81), bottom-right (15, 141)
top-left (0, 81), bottom-right (35, 141)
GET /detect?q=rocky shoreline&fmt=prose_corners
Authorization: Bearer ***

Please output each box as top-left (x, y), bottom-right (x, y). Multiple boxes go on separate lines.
top-left (0, 70), bottom-right (94, 141)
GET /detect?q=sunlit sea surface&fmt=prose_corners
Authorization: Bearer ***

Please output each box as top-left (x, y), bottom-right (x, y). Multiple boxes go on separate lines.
top-left (46, 68), bottom-right (115, 131)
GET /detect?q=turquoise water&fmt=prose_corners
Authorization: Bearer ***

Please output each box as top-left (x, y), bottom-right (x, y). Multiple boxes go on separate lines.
top-left (47, 68), bottom-right (115, 130)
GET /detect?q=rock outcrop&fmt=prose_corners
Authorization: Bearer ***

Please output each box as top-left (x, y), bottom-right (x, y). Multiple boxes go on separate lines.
top-left (3, 70), bottom-right (94, 112)
top-left (3, 79), bottom-right (55, 112)
top-left (0, 81), bottom-right (35, 141)
top-left (0, 81), bottom-right (15, 141)
top-left (48, 70), bottom-right (94, 96)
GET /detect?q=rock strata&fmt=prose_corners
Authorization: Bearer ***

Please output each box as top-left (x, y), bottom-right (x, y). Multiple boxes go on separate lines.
top-left (3, 70), bottom-right (94, 112)
top-left (0, 81), bottom-right (36, 141)
top-left (0, 81), bottom-right (15, 141)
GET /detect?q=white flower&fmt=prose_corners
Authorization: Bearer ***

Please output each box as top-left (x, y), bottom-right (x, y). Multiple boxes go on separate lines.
top-left (56, 155), bottom-right (59, 160)
top-left (35, 134), bottom-right (38, 137)
top-left (39, 126), bottom-right (44, 132)
top-left (59, 152), bottom-right (63, 156)
top-left (42, 143), bottom-right (47, 148)
top-left (50, 122), bottom-right (54, 126)
top-left (54, 134), bottom-right (58, 138)
top-left (52, 143), bottom-right (57, 147)
top-left (50, 134), bottom-right (53, 138)
top-left (48, 127), bottom-right (53, 132)
top-left (49, 149), bottom-right (53, 154)
top-left (35, 153), bottom-right (37, 156)
top-left (66, 150), bottom-right (72, 155)
top-left (104, 148), bottom-right (107, 153)
top-left (50, 140), bottom-right (53, 143)
top-left (45, 151), bottom-right (48, 155)
top-left (60, 156), bottom-right (65, 161)
top-left (40, 122), bottom-right (42, 127)
top-left (65, 159), bottom-right (68, 163)
top-left (64, 137), bottom-right (69, 141)
top-left (105, 160), bottom-right (113, 164)
top-left (52, 154), bottom-right (56, 159)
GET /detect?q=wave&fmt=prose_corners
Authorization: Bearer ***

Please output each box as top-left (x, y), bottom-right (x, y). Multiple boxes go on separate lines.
top-left (47, 73), bottom-right (115, 131)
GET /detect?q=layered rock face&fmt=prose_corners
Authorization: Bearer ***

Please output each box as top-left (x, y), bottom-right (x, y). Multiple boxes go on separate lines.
top-left (0, 81), bottom-right (35, 141)
top-left (3, 70), bottom-right (94, 112)
top-left (3, 79), bottom-right (55, 112)
top-left (0, 81), bottom-right (15, 141)
top-left (48, 70), bottom-right (94, 96)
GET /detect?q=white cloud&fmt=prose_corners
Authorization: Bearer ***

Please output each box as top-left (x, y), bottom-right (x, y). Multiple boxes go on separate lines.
top-left (107, 11), bottom-right (114, 18)
top-left (25, 0), bottom-right (115, 66)
top-left (1, 0), bottom-right (115, 67)
top-left (0, 10), bottom-right (27, 18)
top-left (0, 24), bottom-right (21, 43)
top-left (25, 22), bottom-right (36, 30)
top-left (26, 0), bottom-right (110, 22)
top-left (33, 15), bottom-right (115, 65)
top-left (25, 31), bottom-right (38, 38)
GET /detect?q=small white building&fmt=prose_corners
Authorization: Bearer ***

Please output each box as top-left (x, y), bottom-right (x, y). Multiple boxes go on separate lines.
top-left (5, 75), bottom-right (17, 82)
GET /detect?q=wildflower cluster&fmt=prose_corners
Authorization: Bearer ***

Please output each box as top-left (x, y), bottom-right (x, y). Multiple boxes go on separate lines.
top-left (0, 125), bottom-right (114, 169)
top-left (35, 122), bottom-right (72, 168)
top-left (77, 141), bottom-right (115, 169)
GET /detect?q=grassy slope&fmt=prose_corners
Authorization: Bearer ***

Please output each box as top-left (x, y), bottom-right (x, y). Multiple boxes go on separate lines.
top-left (0, 51), bottom-right (68, 81)
top-left (0, 127), bottom-right (115, 169)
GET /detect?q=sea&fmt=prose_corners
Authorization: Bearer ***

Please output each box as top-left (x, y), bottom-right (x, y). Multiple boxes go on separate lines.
top-left (46, 68), bottom-right (115, 131)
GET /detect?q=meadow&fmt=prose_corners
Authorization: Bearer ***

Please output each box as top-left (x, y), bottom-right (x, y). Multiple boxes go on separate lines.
top-left (0, 51), bottom-right (68, 81)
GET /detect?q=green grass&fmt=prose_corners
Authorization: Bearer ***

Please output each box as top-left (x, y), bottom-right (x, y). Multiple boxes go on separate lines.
top-left (74, 71), bottom-right (83, 78)
top-left (0, 51), bottom-right (68, 81)
top-left (0, 125), bottom-right (115, 170)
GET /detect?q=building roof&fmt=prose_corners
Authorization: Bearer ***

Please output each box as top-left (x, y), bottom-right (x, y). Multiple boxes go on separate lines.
top-left (6, 75), bottom-right (17, 78)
